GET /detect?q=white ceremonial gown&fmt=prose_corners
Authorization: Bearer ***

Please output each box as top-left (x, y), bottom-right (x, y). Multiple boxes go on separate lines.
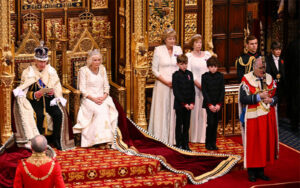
top-left (148, 45), bottom-right (183, 145)
top-left (73, 65), bottom-right (118, 147)
top-left (187, 51), bottom-right (211, 143)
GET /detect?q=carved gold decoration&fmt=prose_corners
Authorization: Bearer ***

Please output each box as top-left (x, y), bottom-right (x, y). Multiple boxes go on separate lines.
top-left (92, 0), bottom-right (108, 9)
top-left (146, 50), bottom-right (155, 83)
top-left (9, 0), bottom-right (15, 13)
top-left (45, 18), bottom-right (63, 49)
top-left (218, 85), bottom-right (241, 136)
top-left (148, 0), bottom-right (175, 45)
top-left (0, 0), bottom-right (10, 50)
top-left (132, 32), bottom-right (149, 129)
top-left (185, 0), bottom-right (197, 6)
top-left (10, 20), bottom-right (17, 44)
top-left (21, 13), bottom-right (40, 35)
top-left (184, 13), bottom-right (197, 43)
top-left (0, 74), bottom-right (14, 144)
top-left (204, 0), bottom-right (215, 56)
top-left (21, 0), bottom-right (84, 10)
top-left (125, 0), bottom-right (131, 117)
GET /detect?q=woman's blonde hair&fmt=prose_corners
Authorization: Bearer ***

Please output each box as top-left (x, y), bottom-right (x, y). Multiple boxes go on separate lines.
top-left (86, 49), bottom-right (102, 67)
top-left (188, 34), bottom-right (202, 50)
top-left (161, 28), bottom-right (177, 44)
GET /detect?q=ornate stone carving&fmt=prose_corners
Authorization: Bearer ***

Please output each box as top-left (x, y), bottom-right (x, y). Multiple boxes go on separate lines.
top-left (92, 0), bottom-right (108, 9)
top-left (184, 13), bottom-right (197, 43)
top-left (148, 0), bottom-right (175, 45)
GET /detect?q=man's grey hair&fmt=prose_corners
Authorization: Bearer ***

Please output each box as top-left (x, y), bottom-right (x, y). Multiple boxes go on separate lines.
top-left (31, 135), bottom-right (48, 153)
top-left (253, 56), bottom-right (263, 68)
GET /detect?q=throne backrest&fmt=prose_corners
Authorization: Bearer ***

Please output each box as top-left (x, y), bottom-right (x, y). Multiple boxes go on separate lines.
top-left (68, 49), bottom-right (109, 89)
top-left (67, 26), bottom-right (110, 88)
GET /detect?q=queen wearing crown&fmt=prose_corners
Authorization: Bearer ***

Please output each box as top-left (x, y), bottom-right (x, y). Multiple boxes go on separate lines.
top-left (73, 49), bottom-right (118, 148)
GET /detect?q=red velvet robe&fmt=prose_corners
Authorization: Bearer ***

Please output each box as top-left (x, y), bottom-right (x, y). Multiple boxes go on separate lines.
top-left (13, 159), bottom-right (65, 188)
top-left (240, 73), bottom-right (279, 168)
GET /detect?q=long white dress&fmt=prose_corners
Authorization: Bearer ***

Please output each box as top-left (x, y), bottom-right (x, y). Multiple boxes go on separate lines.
top-left (187, 51), bottom-right (211, 143)
top-left (148, 45), bottom-right (183, 145)
top-left (73, 65), bottom-right (118, 147)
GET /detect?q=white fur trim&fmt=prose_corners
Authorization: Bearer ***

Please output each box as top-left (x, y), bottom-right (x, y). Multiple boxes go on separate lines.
top-left (59, 97), bottom-right (67, 107)
top-left (13, 87), bottom-right (25, 97)
top-left (50, 98), bottom-right (58, 106)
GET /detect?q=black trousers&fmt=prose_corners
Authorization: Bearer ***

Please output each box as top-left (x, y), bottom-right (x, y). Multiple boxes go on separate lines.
top-left (30, 96), bottom-right (62, 141)
top-left (175, 107), bottom-right (191, 147)
top-left (205, 108), bottom-right (219, 146)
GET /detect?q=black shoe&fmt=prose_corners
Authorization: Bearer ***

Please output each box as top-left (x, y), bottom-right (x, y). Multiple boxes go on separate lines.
top-left (184, 145), bottom-right (191, 151)
top-left (212, 145), bottom-right (219, 150)
top-left (205, 145), bottom-right (214, 150)
top-left (53, 140), bottom-right (62, 150)
top-left (256, 174), bottom-right (270, 181)
top-left (175, 144), bottom-right (183, 149)
top-left (248, 175), bottom-right (256, 182)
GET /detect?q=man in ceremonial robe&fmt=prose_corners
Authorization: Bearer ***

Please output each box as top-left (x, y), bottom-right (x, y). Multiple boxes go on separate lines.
top-left (236, 35), bottom-right (260, 82)
top-left (13, 42), bottom-right (74, 150)
top-left (239, 57), bottom-right (279, 182)
top-left (13, 135), bottom-right (65, 188)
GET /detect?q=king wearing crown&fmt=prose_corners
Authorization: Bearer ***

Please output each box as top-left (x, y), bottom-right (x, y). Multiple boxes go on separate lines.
top-left (13, 42), bottom-right (74, 150)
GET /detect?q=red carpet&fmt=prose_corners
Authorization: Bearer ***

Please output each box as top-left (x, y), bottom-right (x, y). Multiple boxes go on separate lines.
top-left (185, 137), bottom-right (300, 188)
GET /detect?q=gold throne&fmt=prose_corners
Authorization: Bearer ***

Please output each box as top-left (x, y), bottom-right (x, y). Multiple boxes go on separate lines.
top-left (62, 11), bottom-right (126, 124)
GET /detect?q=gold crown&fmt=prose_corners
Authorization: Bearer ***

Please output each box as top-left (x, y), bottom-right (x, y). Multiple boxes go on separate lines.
top-left (79, 10), bottom-right (94, 23)
top-left (23, 13), bottom-right (38, 27)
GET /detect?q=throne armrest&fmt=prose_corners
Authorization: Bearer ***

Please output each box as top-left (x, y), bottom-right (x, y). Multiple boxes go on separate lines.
top-left (64, 84), bottom-right (81, 123)
top-left (62, 87), bottom-right (71, 112)
top-left (109, 81), bottom-right (126, 110)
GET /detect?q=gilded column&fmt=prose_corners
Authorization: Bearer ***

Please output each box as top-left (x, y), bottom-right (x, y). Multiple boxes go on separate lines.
top-left (204, 0), bottom-right (215, 55)
top-left (0, 0), bottom-right (14, 144)
top-left (124, 0), bottom-right (131, 117)
top-left (132, 0), bottom-right (149, 129)
top-left (0, 73), bottom-right (14, 144)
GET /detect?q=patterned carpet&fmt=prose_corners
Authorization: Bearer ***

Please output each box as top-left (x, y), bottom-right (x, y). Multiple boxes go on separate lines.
top-left (53, 137), bottom-right (243, 187)
top-left (278, 118), bottom-right (300, 151)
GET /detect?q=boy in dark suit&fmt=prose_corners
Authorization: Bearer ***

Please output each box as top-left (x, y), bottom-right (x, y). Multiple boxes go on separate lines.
top-left (202, 56), bottom-right (225, 150)
top-left (172, 54), bottom-right (195, 151)
top-left (266, 41), bottom-right (285, 104)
